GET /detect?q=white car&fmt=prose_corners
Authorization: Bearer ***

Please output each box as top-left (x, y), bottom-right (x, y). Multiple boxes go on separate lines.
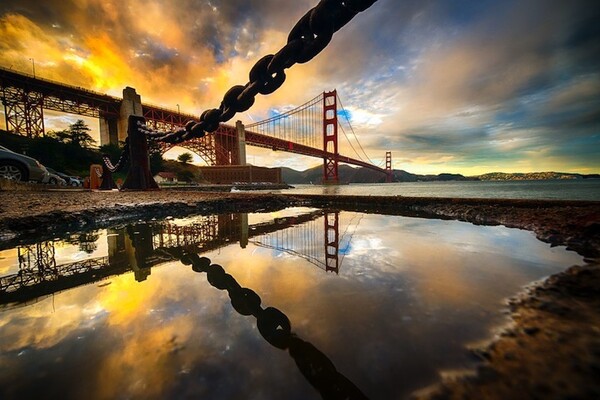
top-left (0, 145), bottom-right (49, 182)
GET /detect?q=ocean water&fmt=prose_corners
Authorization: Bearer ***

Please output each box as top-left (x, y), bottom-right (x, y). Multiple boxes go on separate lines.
top-left (257, 179), bottom-right (600, 201)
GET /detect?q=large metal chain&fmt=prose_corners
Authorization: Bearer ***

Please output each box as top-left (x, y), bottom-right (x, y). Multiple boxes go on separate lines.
top-left (150, 0), bottom-right (379, 145)
top-left (102, 139), bottom-right (130, 173)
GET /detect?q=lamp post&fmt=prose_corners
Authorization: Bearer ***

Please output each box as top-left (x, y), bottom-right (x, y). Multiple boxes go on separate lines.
top-left (29, 58), bottom-right (35, 78)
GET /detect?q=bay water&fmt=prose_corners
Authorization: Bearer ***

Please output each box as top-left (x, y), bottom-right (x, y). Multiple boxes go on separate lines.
top-left (256, 179), bottom-right (600, 201)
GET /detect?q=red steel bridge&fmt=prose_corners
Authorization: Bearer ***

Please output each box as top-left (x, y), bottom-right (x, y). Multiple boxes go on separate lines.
top-left (0, 209), bottom-right (362, 306)
top-left (1, 66), bottom-right (391, 182)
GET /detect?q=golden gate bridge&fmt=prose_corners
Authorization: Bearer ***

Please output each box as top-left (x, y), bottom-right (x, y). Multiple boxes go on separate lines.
top-left (0, 67), bottom-right (391, 183)
top-left (0, 209), bottom-right (362, 307)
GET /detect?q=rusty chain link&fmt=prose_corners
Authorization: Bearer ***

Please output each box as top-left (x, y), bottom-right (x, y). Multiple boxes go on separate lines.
top-left (102, 139), bottom-right (130, 173)
top-left (147, 0), bottom-right (379, 145)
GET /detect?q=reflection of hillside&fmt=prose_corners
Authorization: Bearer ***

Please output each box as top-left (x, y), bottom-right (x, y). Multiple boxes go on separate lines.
top-left (1, 210), bottom-right (338, 307)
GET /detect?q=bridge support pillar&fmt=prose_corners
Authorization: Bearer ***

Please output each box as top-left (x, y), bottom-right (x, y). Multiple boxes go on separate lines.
top-left (323, 90), bottom-right (339, 184)
top-left (100, 115), bottom-right (119, 146)
top-left (118, 87), bottom-right (143, 143)
top-left (236, 120), bottom-right (247, 165)
top-left (121, 115), bottom-right (159, 191)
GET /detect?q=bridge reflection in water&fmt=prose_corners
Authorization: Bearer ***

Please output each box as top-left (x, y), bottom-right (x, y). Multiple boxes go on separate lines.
top-left (0, 209), bottom-right (358, 307)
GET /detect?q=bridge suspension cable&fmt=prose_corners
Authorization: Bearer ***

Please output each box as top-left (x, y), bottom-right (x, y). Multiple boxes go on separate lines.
top-left (246, 92), bottom-right (324, 148)
top-left (336, 93), bottom-right (380, 166)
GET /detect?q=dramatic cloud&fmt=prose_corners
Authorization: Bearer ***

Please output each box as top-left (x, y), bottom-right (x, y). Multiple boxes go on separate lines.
top-left (0, 0), bottom-right (598, 174)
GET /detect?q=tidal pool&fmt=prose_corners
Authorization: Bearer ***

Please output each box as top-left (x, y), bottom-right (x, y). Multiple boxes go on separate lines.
top-left (0, 208), bottom-right (583, 399)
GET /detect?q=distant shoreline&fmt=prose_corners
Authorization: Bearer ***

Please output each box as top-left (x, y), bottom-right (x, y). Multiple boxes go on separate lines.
top-left (282, 164), bottom-right (600, 184)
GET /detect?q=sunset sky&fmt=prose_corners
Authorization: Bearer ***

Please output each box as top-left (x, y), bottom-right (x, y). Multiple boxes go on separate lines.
top-left (0, 0), bottom-right (599, 174)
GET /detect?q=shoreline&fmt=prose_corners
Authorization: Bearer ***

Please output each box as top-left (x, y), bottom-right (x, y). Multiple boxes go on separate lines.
top-left (0, 189), bottom-right (599, 399)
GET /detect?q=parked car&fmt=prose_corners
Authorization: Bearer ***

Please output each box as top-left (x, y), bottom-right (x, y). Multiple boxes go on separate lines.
top-left (68, 176), bottom-right (84, 187)
top-left (44, 168), bottom-right (67, 186)
top-left (46, 167), bottom-right (78, 186)
top-left (0, 144), bottom-right (49, 183)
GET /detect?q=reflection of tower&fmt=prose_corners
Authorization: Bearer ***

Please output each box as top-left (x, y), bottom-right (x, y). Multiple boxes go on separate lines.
top-left (324, 212), bottom-right (339, 273)
top-left (240, 213), bottom-right (248, 249)
top-left (217, 213), bottom-right (247, 247)
top-left (17, 242), bottom-right (57, 280)
top-left (107, 228), bottom-right (127, 266)
top-left (125, 224), bottom-right (154, 282)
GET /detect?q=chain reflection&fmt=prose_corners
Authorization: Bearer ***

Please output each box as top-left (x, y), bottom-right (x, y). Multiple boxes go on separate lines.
top-left (159, 247), bottom-right (369, 400)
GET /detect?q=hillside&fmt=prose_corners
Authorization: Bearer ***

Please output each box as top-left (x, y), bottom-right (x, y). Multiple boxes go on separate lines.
top-left (281, 165), bottom-right (599, 184)
top-left (281, 165), bottom-right (476, 184)
top-left (478, 172), bottom-right (600, 181)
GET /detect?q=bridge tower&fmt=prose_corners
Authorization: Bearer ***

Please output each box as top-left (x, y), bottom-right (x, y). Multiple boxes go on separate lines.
top-left (2, 87), bottom-right (45, 137)
top-left (385, 151), bottom-right (393, 183)
top-left (322, 90), bottom-right (339, 184)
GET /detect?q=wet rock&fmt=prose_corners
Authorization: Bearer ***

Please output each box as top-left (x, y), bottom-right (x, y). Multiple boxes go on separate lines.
top-left (476, 366), bottom-right (499, 381)
top-left (537, 301), bottom-right (571, 316)
top-left (523, 326), bottom-right (540, 336)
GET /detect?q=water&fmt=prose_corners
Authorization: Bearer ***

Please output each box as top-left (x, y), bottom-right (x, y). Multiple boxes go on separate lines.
top-left (257, 179), bottom-right (600, 201)
top-left (0, 208), bottom-right (583, 399)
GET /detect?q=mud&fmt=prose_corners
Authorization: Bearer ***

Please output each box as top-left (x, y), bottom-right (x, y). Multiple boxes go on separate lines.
top-left (0, 188), bottom-right (599, 399)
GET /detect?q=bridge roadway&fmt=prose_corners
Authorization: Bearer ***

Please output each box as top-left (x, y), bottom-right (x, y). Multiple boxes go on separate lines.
top-left (0, 210), bottom-right (326, 306)
top-left (0, 67), bottom-right (197, 136)
top-left (243, 128), bottom-right (385, 172)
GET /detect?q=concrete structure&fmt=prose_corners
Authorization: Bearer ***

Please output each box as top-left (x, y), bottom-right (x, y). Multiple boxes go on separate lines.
top-left (118, 87), bottom-right (143, 143)
top-left (236, 120), bottom-right (247, 165)
top-left (198, 165), bottom-right (282, 184)
top-left (99, 86), bottom-right (142, 145)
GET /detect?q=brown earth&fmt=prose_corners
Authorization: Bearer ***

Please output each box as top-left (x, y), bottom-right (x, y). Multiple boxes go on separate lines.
top-left (1, 186), bottom-right (599, 399)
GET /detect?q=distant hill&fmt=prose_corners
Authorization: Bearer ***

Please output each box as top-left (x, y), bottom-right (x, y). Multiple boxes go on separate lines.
top-left (281, 165), bottom-right (476, 184)
top-left (477, 172), bottom-right (600, 181)
top-left (281, 166), bottom-right (599, 184)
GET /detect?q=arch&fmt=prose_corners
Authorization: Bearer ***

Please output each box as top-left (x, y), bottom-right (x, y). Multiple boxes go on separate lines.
top-left (159, 137), bottom-right (220, 166)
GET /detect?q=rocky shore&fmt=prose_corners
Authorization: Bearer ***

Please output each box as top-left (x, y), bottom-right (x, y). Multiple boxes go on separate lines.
top-left (0, 187), bottom-right (599, 399)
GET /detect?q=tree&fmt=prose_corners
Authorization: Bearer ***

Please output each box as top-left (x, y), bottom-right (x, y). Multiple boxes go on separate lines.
top-left (68, 120), bottom-right (96, 148)
top-left (47, 129), bottom-right (71, 144)
top-left (47, 120), bottom-right (96, 148)
top-left (147, 140), bottom-right (165, 173)
top-left (177, 170), bottom-right (194, 183)
top-left (177, 152), bottom-right (193, 164)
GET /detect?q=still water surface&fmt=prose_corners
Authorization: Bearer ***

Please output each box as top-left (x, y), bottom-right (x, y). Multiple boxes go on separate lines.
top-left (0, 208), bottom-right (583, 399)
top-left (257, 179), bottom-right (600, 201)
